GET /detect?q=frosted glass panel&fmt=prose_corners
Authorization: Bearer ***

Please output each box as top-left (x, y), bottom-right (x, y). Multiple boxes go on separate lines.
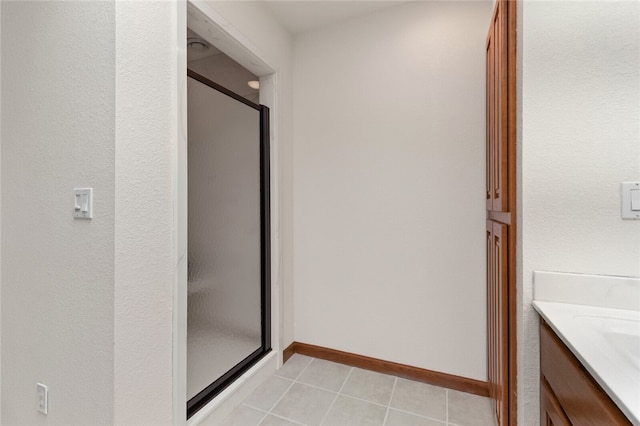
top-left (187, 76), bottom-right (262, 400)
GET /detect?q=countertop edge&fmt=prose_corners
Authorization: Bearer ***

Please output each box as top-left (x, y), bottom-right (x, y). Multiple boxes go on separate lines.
top-left (532, 300), bottom-right (639, 426)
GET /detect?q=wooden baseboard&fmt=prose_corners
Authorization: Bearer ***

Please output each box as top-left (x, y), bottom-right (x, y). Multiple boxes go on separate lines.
top-left (283, 341), bottom-right (489, 397)
top-left (283, 342), bottom-right (298, 364)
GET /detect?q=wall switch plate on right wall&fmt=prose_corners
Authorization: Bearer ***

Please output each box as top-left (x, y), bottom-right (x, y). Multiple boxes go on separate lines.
top-left (621, 182), bottom-right (640, 219)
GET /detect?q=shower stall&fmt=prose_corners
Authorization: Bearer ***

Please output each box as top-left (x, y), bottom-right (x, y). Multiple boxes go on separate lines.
top-left (186, 65), bottom-right (271, 418)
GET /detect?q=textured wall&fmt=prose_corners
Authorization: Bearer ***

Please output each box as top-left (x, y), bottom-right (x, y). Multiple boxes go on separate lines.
top-left (0, 2), bottom-right (3, 419)
top-left (293, 1), bottom-right (493, 380)
top-left (519, 2), bottom-right (640, 424)
top-left (114, 1), bottom-right (178, 424)
top-left (1, 2), bottom-right (115, 424)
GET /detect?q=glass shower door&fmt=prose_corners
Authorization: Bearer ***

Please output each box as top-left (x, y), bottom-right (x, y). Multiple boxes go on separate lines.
top-left (186, 70), bottom-right (270, 418)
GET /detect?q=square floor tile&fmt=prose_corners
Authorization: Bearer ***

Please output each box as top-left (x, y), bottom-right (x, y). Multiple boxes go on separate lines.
top-left (260, 414), bottom-right (303, 426)
top-left (389, 378), bottom-right (446, 421)
top-left (221, 405), bottom-right (266, 426)
top-left (271, 382), bottom-right (336, 426)
top-left (321, 395), bottom-right (386, 426)
top-left (275, 354), bottom-right (313, 380)
top-left (340, 368), bottom-right (395, 405)
top-left (243, 375), bottom-right (293, 411)
top-left (447, 390), bottom-right (497, 426)
top-left (296, 359), bottom-right (351, 392)
top-left (385, 409), bottom-right (445, 426)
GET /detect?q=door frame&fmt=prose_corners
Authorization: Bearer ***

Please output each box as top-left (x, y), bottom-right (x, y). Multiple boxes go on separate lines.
top-left (175, 2), bottom-right (283, 424)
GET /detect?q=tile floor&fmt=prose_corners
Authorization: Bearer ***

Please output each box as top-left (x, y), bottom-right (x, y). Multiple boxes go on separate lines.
top-left (221, 354), bottom-right (498, 426)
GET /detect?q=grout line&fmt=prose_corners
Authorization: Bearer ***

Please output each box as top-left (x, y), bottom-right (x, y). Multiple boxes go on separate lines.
top-left (256, 409), bottom-right (270, 426)
top-left (291, 379), bottom-right (339, 395)
top-left (382, 377), bottom-right (398, 426)
top-left (241, 404), bottom-right (269, 413)
top-left (261, 377), bottom-right (296, 414)
top-left (292, 355), bottom-right (314, 381)
top-left (446, 388), bottom-right (449, 424)
top-left (262, 412), bottom-right (309, 426)
top-left (387, 406), bottom-right (448, 425)
top-left (226, 404), bottom-right (269, 426)
top-left (333, 393), bottom-right (388, 409)
top-left (269, 355), bottom-right (456, 426)
top-left (318, 367), bottom-right (353, 426)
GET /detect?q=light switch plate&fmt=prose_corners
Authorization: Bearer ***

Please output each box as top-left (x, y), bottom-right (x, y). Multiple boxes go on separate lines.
top-left (621, 182), bottom-right (640, 219)
top-left (37, 383), bottom-right (48, 414)
top-left (73, 188), bottom-right (93, 219)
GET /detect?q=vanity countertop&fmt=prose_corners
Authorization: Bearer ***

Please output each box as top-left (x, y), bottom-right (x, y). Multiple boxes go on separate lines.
top-left (532, 271), bottom-right (640, 425)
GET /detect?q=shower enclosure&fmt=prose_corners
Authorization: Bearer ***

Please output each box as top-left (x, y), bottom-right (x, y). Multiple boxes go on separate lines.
top-left (186, 69), bottom-right (270, 418)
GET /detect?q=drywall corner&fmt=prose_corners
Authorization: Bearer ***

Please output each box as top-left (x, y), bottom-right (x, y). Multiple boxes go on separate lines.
top-left (0, 1), bottom-right (3, 418)
top-left (519, 2), bottom-right (640, 424)
top-left (516, 0), bottom-right (524, 424)
top-left (114, 1), bottom-right (177, 423)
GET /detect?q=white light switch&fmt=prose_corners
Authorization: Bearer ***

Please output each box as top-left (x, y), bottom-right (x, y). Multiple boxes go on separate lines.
top-left (621, 182), bottom-right (640, 219)
top-left (73, 188), bottom-right (93, 219)
top-left (37, 383), bottom-right (48, 414)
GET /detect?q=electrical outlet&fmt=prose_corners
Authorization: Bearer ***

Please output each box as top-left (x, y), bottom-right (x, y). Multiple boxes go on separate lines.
top-left (37, 383), bottom-right (48, 414)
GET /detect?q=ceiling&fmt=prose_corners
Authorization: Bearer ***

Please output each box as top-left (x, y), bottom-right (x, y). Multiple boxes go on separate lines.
top-left (263, 0), bottom-right (410, 35)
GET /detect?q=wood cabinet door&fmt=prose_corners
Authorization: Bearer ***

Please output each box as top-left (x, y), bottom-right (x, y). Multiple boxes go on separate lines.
top-left (540, 321), bottom-right (631, 426)
top-left (486, 1), bottom-right (509, 212)
top-left (487, 220), bottom-right (508, 425)
top-left (540, 380), bottom-right (571, 426)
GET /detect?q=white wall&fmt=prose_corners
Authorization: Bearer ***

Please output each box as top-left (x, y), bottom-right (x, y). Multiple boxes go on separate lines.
top-left (518, 2), bottom-right (640, 424)
top-left (1, 2), bottom-right (115, 424)
top-left (114, 1), bottom-right (180, 424)
top-left (0, 2), bottom-right (4, 420)
top-left (293, 1), bottom-right (493, 381)
top-left (1, 1), bottom-right (288, 424)
top-left (200, 0), bottom-right (295, 352)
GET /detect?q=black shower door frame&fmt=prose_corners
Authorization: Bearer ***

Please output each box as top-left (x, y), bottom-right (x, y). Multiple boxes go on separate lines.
top-left (186, 69), bottom-right (271, 419)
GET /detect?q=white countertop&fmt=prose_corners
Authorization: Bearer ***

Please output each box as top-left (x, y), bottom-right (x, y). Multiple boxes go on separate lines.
top-left (532, 271), bottom-right (640, 425)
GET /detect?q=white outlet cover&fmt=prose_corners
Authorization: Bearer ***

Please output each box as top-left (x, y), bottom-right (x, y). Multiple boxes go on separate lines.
top-left (621, 182), bottom-right (640, 220)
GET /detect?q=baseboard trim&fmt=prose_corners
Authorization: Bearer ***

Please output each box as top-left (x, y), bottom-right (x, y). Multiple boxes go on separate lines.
top-left (283, 342), bottom-right (297, 364)
top-left (283, 341), bottom-right (489, 397)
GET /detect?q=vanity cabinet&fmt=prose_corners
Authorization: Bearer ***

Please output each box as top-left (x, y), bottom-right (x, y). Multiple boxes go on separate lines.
top-left (539, 319), bottom-right (631, 425)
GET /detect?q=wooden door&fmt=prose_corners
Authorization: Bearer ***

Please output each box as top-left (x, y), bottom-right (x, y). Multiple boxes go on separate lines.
top-left (486, 1), bottom-right (508, 213)
top-left (487, 220), bottom-right (509, 424)
top-left (486, 1), bottom-right (517, 425)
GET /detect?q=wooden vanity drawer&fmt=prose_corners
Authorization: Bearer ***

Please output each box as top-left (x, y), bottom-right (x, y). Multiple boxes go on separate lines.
top-left (540, 378), bottom-right (571, 426)
top-left (540, 319), bottom-right (630, 425)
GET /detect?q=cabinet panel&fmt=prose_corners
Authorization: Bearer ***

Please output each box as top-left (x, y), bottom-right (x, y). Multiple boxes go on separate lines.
top-left (540, 379), bottom-right (571, 426)
top-left (486, 2), bottom-right (516, 423)
top-left (539, 320), bottom-right (631, 426)
top-left (486, 2), bottom-right (509, 213)
top-left (487, 220), bottom-right (508, 425)
top-left (486, 27), bottom-right (495, 210)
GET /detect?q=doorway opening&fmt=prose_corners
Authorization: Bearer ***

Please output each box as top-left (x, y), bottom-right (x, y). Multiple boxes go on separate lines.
top-left (185, 27), bottom-right (272, 419)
